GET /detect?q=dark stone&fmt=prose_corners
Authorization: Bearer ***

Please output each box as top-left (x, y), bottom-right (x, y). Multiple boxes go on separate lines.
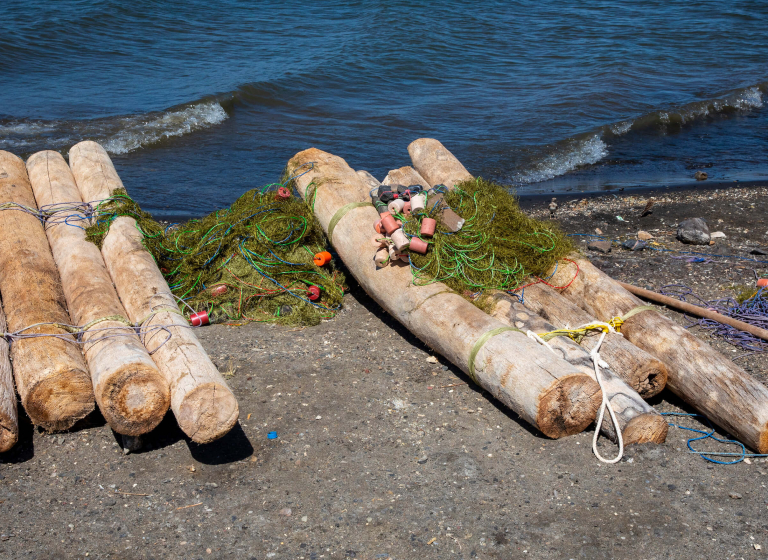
top-left (587, 240), bottom-right (612, 253)
top-left (677, 218), bottom-right (710, 245)
top-left (694, 171), bottom-right (708, 181)
top-left (750, 248), bottom-right (768, 256)
top-left (622, 239), bottom-right (647, 251)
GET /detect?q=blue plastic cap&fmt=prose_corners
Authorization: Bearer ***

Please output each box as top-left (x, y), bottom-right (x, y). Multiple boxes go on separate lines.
top-left (267, 431), bottom-right (278, 440)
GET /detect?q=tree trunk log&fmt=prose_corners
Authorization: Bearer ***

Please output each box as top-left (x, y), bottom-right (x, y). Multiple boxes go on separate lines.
top-left (0, 151), bottom-right (94, 431)
top-left (382, 166), bottom-right (431, 190)
top-left (356, 170), bottom-right (381, 190)
top-left (68, 141), bottom-right (238, 443)
top-left (0, 300), bottom-right (18, 452)
top-left (486, 292), bottom-right (667, 444)
top-left (548, 256), bottom-right (768, 453)
top-left (27, 151), bottom-right (170, 436)
top-left (287, 148), bottom-right (601, 439)
top-left (408, 138), bottom-right (473, 188)
top-left (521, 282), bottom-right (668, 399)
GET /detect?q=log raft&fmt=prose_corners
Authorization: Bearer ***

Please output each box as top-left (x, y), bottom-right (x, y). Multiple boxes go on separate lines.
top-left (27, 151), bottom-right (170, 436)
top-left (548, 256), bottom-right (768, 453)
top-left (288, 148), bottom-right (601, 439)
top-left (69, 141), bottom-right (238, 443)
top-left (487, 292), bottom-right (667, 444)
top-left (0, 299), bottom-right (18, 452)
top-left (0, 151), bottom-right (94, 431)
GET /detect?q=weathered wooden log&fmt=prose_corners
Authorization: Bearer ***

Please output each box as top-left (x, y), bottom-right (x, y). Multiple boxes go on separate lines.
top-left (0, 299), bottom-right (18, 452)
top-left (382, 166), bottom-right (431, 190)
top-left (408, 138), bottom-right (473, 188)
top-left (0, 151), bottom-right (94, 431)
top-left (548, 256), bottom-right (768, 453)
top-left (521, 282), bottom-right (668, 399)
top-left (487, 292), bottom-right (667, 444)
top-left (27, 151), bottom-right (170, 436)
top-left (356, 170), bottom-right (381, 190)
top-left (68, 141), bottom-right (238, 443)
top-left (288, 148), bottom-right (601, 439)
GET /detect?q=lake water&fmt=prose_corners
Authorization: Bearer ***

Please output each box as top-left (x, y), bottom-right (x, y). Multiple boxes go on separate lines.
top-left (2, 0), bottom-right (767, 216)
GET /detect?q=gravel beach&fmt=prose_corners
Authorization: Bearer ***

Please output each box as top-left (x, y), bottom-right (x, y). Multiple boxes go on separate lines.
top-left (2, 186), bottom-right (768, 560)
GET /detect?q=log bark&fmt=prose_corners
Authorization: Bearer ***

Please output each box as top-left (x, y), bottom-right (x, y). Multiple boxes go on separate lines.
top-left (68, 141), bottom-right (238, 443)
top-left (0, 299), bottom-right (18, 452)
top-left (0, 151), bottom-right (94, 431)
top-left (521, 282), bottom-right (668, 398)
top-left (382, 166), bottom-right (431, 190)
top-left (27, 151), bottom-right (170, 436)
top-left (408, 138), bottom-right (473, 188)
top-left (288, 148), bottom-right (601, 439)
top-left (486, 292), bottom-right (667, 444)
top-left (548, 255), bottom-right (768, 453)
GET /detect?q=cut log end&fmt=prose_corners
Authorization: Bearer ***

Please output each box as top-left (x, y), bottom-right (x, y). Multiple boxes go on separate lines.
top-left (634, 362), bottom-right (668, 399)
top-left (536, 373), bottom-right (601, 439)
top-left (99, 365), bottom-right (171, 436)
top-left (24, 370), bottom-right (95, 431)
top-left (623, 412), bottom-right (669, 445)
top-left (178, 382), bottom-right (239, 444)
top-left (0, 422), bottom-right (18, 453)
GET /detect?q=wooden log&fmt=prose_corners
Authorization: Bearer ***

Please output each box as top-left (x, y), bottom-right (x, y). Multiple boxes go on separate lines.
top-left (0, 299), bottom-right (18, 452)
top-left (548, 256), bottom-right (768, 453)
top-left (382, 166), bottom-right (431, 190)
top-left (68, 142), bottom-right (238, 443)
top-left (27, 151), bottom-right (170, 436)
top-left (486, 292), bottom-right (667, 444)
top-left (356, 170), bottom-right (381, 190)
top-left (0, 151), bottom-right (94, 431)
top-left (521, 282), bottom-right (668, 399)
top-left (408, 138), bottom-right (473, 188)
top-left (287, 148), bottom-right (601, 439)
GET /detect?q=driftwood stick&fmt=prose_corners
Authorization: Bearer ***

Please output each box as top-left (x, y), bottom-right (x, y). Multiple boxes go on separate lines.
top-left (618, 281), bottom-right (768, 343)
top-left (288, 148), bottom-right (601, 439)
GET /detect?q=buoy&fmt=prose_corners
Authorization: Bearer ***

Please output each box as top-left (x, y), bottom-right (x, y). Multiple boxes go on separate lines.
top-left (374, 247), bottom-right (389, 267)
top-left (758, 278), bottom-right (768, 288)
top-left (409, 236), bottom-right (429, 254)
top-left (210, 284), bottom-right (228, 296)
top-left (276, 187), bottom-right (291, 200)
top-left (372, 235), bottom-right (387, 249)
top-left (374, 220), bottom-right (383, 234)
top-left (403, 201), bottom-right (411, 216)
top-left (410, 193), bottom-right (426, 213)
top-left (381, 214), bottom-right (399, 236)
top-left (388, 199), bottom-right (405, 215)
top-left (421, 217), bottom-right (437, 236)
top-left (307, 285), bottom-right (321, 301)
top-left (391, 229), bottom-right (410, 251)
top-left (313, 251), bottom-right (332, 266)
top-left (190, 311), bottom-right (210, 327)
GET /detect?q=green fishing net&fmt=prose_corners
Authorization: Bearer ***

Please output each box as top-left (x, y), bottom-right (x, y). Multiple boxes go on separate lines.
top-left (86, 186), bottom-right (345, 326)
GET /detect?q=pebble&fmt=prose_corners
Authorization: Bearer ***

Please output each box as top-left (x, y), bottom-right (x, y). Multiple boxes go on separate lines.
top-left (729, 492), bottom-right (742, 499)
top-left (709, 231), bottom-right (726, 239)
top-left (694, 171), bottom-right (708, 181)
top-left (637, 230), bottom-right (653, 240)
top-left (279, 507), bottom-right (292, 516)
top-left (622, 239), bottom-right (647, 251)
top-left (587, 240), bottom-right (612, 253)
top-left (677, 218), bottom-right (710, 245)
top-left (417, 455), bottom-right (428, 464)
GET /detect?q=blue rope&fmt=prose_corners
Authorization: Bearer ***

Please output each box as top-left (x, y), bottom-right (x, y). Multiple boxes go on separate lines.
top-left (662, 412), bottom-right (749, 465)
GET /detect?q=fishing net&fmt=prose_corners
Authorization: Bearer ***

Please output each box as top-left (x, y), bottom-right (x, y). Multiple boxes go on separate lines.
top-left (86, 181), bottom-right (345, 327)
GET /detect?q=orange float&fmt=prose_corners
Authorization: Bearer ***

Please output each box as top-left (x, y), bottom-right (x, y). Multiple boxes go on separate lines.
top-left (313, 251), bottom-right (332, 266)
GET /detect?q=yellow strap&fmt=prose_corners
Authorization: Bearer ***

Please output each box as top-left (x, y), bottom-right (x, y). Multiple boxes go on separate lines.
top-left (609, 305), bottom-right (655, 332)
top-left (468, 326), bottom-right (522, 384)
top-left (327, 202), bottom-right (373, 242)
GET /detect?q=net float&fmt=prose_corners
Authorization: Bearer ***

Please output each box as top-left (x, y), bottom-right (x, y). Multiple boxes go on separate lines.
top-left (374, 247), bottom-right (389, 267)
top-left (307, 285), bottom-right (321, 301)
top-left (420, 217), bottom-right (437, 236)
top-left (371, 235), bottom-right (387, 249)
top-left (403, 201), bottom-right (411, 216)
top-left (381, 214), bottom-right (399, 235)
top-left (410, 193), bottom-right (426, 213)
top-left (390, 229), bottom-right (410, 252)
top-left (210, 284), bottom-right (228, 296)
top-left (758, 278), bottom-right (768, 288)
top-left (276, 187), bottom-right (291, 200)
top-left (190, 310), bottom-right (210, 327)
top-left (313, 251), bottom-right (332, 266)
top-left (409, 236), bottom-right (428, 254)
top-left (374, 220), bottom-right (384, 234)
top-left (387, 199), bottom-right (405, 215)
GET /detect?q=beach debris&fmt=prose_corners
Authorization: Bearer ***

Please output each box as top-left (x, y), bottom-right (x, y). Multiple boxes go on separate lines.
top-left (267, 431), bottom-right (278, 440)
top-left (709, 231), bottom-right (726, 239)
top-left (587, 239), bottom-right (612, 253)
top-left (622, 239), bottom-right (648, 251)
top-left (637, 230), bottom-right (653, 240)
top-left (676, 217), bottom-right (710, 245)
top-left (615, 216), bottom-right (625, 222)
top-left (694, 171), bottom-right (708, 181)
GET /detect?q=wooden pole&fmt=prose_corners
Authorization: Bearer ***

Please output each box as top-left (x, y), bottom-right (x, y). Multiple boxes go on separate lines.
top-left (68, 141), bottom-right (238, 443)
top-left (0, 299), bottom-right (18, 452)
top-left (408, 138), bottom-right (473, 188)
top-left (521, 282), bottom-right (668, 399)
top-left (382, 166), bottom-right (431, 190)
top-left (548, 256), bottom-right (768, 453)
top-left (618, 281), bottom-right (768, 343)
top-left (27, 151), bottom-right (170, 436)
top-left (0, 151), bottom-right (94, 431)
top-left (487, 292), bottom-right (667, 444)
top-left (287, 148), bottom-right (601, 439)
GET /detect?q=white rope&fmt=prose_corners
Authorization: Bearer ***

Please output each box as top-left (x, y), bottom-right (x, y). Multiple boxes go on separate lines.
top-left (526, 330), bottom-right (557, 354)
top-left (590, 330), bottom-right (624, 464)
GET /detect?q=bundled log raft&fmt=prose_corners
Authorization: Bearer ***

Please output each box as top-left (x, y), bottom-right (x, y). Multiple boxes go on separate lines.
top-left (0, 151), bottom-right (94, 431)
top-left (547, 257), bottom-right (768, 453)
top-left (69, 141), bottom-right (238, 443)
top-left (288, 148), bottom-right (602, 439)
top-left (487, 291), bottom-right (667, 444)
top-left (27, 151), bottom-right (170, 436)
top-left (0, 299), bottom-right (18, 452)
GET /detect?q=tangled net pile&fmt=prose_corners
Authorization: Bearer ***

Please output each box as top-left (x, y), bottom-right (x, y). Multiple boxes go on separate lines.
top-left (397, 178), bottom-right (572, 301)
top-left (86, 177), bottom-right (345, 327)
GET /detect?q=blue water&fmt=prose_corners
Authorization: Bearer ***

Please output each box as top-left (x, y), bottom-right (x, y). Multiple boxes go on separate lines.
top-left (1, 0), bottom-right (767, 215)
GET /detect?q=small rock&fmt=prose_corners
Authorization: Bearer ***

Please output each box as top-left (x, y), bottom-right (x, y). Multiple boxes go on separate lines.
top-left (587, 240), bottom-right (612, 253)
top-left (426, 356), bottom-right (438, 364)
top-left (279, 507), bottom-right (292, 516)
top-left (622, 239), bottom-right (647, 251)
top-left (709, 231), bottom-right (726, 239)
top-left (729, 492), bottom-right (742, 499)
top-left (104, 498), bottom-right (116, 507)
top-left (417, 455), bottom-right (428, 464)
top-left (754, 544), bottom-right (762, 551)
top-left (122, 435), bottom-right (143, 454)
top-left (750, 248), bottom-right (768, 256)
top-left (637, 230), bottom-right (653, 240)
top-left (188, 466), bottom-right (196, 473)
top-left (677, 218), bottom-right (710, 245)
top-left (301, 516), bottom-right (308, 522)
top-left (595, 228), bottom-right (602, 235)
top-left (694, 171), bottom-right (708, 181)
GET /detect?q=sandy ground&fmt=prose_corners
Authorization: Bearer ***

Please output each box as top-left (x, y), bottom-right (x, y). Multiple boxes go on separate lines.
top-left (2, 186), bottom-right (768, 560)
